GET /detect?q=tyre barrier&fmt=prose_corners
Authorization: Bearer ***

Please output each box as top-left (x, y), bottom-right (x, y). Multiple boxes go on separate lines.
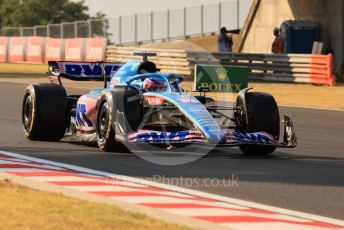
top-left (187, 52), bottom-right (336, 86)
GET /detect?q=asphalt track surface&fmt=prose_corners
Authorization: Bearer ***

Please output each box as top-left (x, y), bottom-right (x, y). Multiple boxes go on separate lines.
top-left (0, 81), bottom-right (343, 220)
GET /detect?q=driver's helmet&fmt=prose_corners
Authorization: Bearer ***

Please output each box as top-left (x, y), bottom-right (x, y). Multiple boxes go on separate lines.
top-left (142, 77), bottom-right (167, 92)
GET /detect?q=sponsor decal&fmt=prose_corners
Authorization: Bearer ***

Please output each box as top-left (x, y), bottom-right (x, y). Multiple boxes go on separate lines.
top-left (87, 47), bottom-right (102, 59)
top-left (85, 38), bottom-right (106, 62)
top-left (27, 45), bottom-right (40, 56)
top-left (216, 67), bottom-right (228, 81)
top-left (0, 37), bottom-right (6, 62)
top-left (26, 37), bottom-right (43, 63)
top-left (61, 62), bottom-right (121, 77)
top-left (45, 38), bottom-right (62, 63)
top-left (65, 48), bottom-right (81, 60)
top-left (64, 38), bottom-right (83, 61)
top-left (144, 96), bottom-right (164, 106)
top-left (195, 65), bottom-right (248, 93)
top-left (0, 45), bottom-right (5, 56)
top-left (76, 104), bottom-right (93, 127)
top-left (8, 37), bottom-right (24, 63)
top-left (130, 130), bottom-right (204, 143)
top-left (10, 45), bottom-right (23, 56)
top-left (199, 82), bottom-right (243, 92)
top-left (225, 131), bottom-right (276, 144)
top-left (46, 47), bottom-right (60, 58)
top-left (178, 97), bottom-right (199, 103)
top-left (111, 77), bottom-right (121, 86)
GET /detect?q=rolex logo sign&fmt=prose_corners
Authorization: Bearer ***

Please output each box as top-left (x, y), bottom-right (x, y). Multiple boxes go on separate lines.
top-left (216, 68), bottom-right (228, 81)
top-left (195, 65), bottom-right (248, 93)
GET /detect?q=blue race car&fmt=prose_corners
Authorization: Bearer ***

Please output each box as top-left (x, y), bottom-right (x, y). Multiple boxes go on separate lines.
top-left (22, 52), bottom-right (296, 155)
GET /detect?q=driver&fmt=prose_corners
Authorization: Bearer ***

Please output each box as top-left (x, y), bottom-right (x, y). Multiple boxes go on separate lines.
top-left (142, 77), bottom-right (167, 92)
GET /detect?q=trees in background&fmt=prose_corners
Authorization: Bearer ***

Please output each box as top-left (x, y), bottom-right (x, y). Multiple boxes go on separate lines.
top-left (0, 0), bottom-right (101, 27)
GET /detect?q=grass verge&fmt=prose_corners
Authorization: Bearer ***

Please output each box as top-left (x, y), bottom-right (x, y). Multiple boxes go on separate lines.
top-left (0, 179), bottom-right (194, 230)
top-left (0, 63), bottom-right (46, 74)
top-left (181, 81), bottom-right (344, 110)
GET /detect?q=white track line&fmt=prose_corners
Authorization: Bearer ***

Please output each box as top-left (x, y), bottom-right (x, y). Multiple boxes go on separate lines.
top-left (279, 104), bottom-right (344, 112)
top-left (217, 99), bottom-right (344, 112)
top-left (0, 149), bottom-right (343, 227)
top-left (221, 222), bottom-right (321, 230)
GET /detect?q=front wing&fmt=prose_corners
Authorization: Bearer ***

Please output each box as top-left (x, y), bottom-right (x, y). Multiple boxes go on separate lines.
top-left (127, 115), bottom-right (297, 148)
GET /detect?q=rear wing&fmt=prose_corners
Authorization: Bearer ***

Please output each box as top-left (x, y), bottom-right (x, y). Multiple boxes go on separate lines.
top-left (48, 61), bottom-right (122, 82)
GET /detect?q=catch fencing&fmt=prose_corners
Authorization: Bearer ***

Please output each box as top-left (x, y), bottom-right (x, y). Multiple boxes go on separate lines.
top-left (1, 20), bottom-right (106, 39)
top-left (0, 0), bottom-right (252, 45)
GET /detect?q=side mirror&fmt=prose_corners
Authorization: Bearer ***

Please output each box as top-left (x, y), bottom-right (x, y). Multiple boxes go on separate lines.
top-left (198, 86), bottom-right (210, 92)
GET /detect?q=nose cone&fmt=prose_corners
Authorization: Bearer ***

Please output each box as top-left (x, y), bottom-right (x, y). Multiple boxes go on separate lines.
top-left (145, 92), bottom-right (225, 143)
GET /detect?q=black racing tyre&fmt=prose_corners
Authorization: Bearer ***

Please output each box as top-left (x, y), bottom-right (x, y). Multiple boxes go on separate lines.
top-left (22, 84), bottom-right (68, 141)
top-left (96, 87), bottom-right (142, 152)
top-left (236, 92), bottom-right (280, 155)
top-left (96, 99), bottom-right (124, 152)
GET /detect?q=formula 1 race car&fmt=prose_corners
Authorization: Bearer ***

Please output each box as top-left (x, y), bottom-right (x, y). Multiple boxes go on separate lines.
top-left (21, 52), bottom-right (296, 155)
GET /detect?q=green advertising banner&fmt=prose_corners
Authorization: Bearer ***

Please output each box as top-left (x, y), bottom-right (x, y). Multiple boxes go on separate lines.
top-left (194, 65), bottom-right (248, 92)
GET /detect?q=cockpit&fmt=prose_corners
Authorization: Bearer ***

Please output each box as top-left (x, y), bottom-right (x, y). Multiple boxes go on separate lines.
top-left (110, 51), bottom-right (184, 93)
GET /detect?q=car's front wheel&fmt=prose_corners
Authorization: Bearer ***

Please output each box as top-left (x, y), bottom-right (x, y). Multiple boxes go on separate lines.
top-left (236, 92), bottom-right (280, 155)
top-left (96, 99), bottom-right (125, 152)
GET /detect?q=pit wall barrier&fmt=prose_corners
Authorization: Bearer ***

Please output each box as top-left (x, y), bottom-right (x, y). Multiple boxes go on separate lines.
top-left (0, 36), bottom-right (106, 64)
top-left (106, 46), bottom-right (336, 86)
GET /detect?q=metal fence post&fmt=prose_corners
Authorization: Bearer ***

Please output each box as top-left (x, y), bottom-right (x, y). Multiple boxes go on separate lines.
top-left (183, 7), bottom-right (187, 38)
top-left (150, 12), bottom-right (154, 42)
top-left (103, 19), bottom-right (106, 38)
top-left (119, 16), bottom-right (122, 45)
top-left (33, 27), bottom-right (36, 36)
top-left (201, 5), bottom-right (204, 36)
top-left (167, 9), bottom-right (170, 40)
top-left (88, 20), bottom-right (91, 37)
top-left (20, 28), bottom-right (23, 36)
top-left (134, 14), bottom-right (138, 44)
top-left (47, 25), bottom-right (50, 37)
top-left (74, 22), bottom-right (78, 38)
top-left (60, 23), bottom-right (63, 38)
top-left (219, 2), bottom-right (222, 29)
top-left (237, 0), bottom-right (240, 29)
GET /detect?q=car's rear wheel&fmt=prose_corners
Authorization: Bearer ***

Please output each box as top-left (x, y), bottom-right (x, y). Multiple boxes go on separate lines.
top-left (22, 84), bottom-right (68, 141)
top-left (236, 92), bottom-right (280, 155)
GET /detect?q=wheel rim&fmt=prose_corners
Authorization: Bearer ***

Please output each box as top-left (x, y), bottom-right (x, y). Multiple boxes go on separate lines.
top-left (235, 108), bottom-right (246, 131)
top-left (23, 95), bottom-right (33, 130)
top-left (98, 103), bottom-right (109, 141)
